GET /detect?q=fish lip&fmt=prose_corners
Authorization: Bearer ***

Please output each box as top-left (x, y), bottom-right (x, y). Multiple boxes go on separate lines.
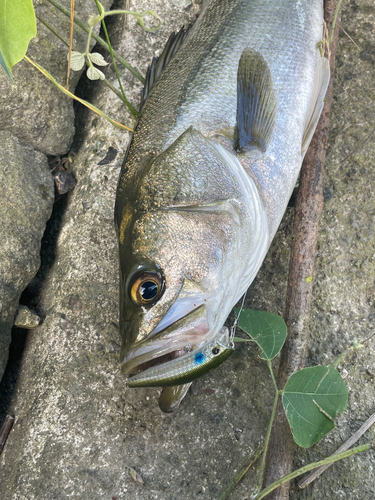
top-left (121, 304), bottom-right (215, 377)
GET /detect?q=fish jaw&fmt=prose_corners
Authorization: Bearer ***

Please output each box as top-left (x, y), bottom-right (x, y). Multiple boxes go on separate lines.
top-left (126, 327), bottom-right (233, 388)
top-left (121, 304), bottom-right (213, 378)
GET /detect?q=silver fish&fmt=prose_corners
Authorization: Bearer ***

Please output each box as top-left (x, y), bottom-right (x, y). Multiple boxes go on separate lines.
top-left (115, 0), bottom-right (329, 411)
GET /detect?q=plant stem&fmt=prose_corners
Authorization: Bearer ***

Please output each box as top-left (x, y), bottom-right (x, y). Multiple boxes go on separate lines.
top-left (330, 0), bottom-right (343, 43)
top-left (36, 15), bottom-right (69, 46)
top-left (44, 0), bottom-right (145, 83)
top-left (66, 0), bottom-right (75, 89)
top-left (268, 359), bottom-right (279, 393)
top-left (85, 26), bottom-right (93, 57)
top-left (254, 362), bottom-right (280, 496)
top-left (104, 9), bottom-right (161, 32)
top-left (92, 0), bottom-right (137, 118)
top-left (36, 14), bottom-right (137, 117)
top-left (103, 77), bottom-right (138, 117)
top-left (255, 442), bottom-right (373, 500)
top-left (331, 342), bottom-right (363, 368)
top-left (24, 55), bottom-right (133, 132)
top-left (219, 445), bottom-right (264, 500)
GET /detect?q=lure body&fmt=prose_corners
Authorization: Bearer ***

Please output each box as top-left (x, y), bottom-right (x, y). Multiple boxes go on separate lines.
top-left (127, 328), bottom-right (233, 387)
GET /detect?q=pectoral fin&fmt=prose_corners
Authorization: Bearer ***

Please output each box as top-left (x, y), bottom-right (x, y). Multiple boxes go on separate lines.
top-left (235, 48), bottom-right (277, 152)
top-left (301, 55), bottom-right (330, 155)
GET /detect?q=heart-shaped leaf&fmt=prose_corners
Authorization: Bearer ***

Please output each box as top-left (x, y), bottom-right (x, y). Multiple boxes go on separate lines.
top-left (234, 309), bottom-right (287, 360)
top-left (87, 65), bottom-right (105, 80)
top-left (282, 365), bottom-right (348, 447)
top-left (69, 51), bottom-right (85, 71)
top-left (89, 52), bottom-right (109, 67)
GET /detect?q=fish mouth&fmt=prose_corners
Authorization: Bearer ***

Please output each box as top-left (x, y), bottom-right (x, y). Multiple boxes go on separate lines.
top-left (122, 304), bottom-right (214, 379)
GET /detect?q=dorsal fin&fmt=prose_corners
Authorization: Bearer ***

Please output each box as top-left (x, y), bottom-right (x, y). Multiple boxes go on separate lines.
top-left (235, 48), bottom-right (277, 152)
top-left (140, 25), bottom-right (192, 110)
top-left (301, 55), bottom-right (330, 155)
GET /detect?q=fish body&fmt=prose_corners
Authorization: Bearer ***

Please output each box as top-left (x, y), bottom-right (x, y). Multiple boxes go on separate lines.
top-left (115, 0), bottom-right (329, 409)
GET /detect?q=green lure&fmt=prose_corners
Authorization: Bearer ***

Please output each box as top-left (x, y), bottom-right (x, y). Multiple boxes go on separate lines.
top-left (126, 338), bottom-right (233, 388)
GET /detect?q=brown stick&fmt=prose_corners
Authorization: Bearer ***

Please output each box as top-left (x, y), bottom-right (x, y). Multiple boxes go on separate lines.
top-left (0, 416), bottom-right (15, 455)
top-left (261, 2), bottom-right (342, 498)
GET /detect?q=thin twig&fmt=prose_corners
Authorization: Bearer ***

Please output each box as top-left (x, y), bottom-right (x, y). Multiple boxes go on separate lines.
top-left (218, 445), bottom-right (264, 500)
top-left (37, 15), bottom-right (69, 46)
top-left (341, 127), bottom-right (375, 164)
top-left (298, 411), bottom-right (375, 488)
top-left (256, 442), bottom-right (373, 500)
top-left (340, 26), bottom-right (360, 50)
top-left (260, 1), bottom-right (342, 498)
top-left (0, 416), bottom-right (15, 455)
top-left (66, 0), bottom-right (75, 89)
top-left (92, 0), bottom-right (138, 118)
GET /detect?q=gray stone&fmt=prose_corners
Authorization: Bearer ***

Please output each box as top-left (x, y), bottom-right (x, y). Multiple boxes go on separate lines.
top-left (0, 0), bottom-right (112, 156)
top-left (0, 131), bottom-right (54, 380)
top-left (1, 1), bottom-right (375, 500)
top-left (13, 306), bottom-right (41, 329)
top-left (173, 0), bottom-right (193, 9)
top-left (0, 0), bottom-right (113, 382)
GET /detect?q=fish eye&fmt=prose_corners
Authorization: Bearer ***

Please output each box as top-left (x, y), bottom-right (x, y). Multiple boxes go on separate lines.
top-left (130, 271), bottom-right (164, 306)
top-left (211, 346), bottom-right (221, 355)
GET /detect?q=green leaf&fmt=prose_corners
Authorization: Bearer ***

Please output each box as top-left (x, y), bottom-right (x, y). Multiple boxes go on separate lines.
top-left (69, 51), bottom-right (85, 71)
top-left (234, 309), bottom-right (287, 360)
top-left (0, 49), bottom-right (13, 82)
top-left (282, 365), bottom-right (348, 447)
top-left (0, 0), bottom-right (36, 72)
top-left (87, 65), bottom-right (105, 80)
top-left (89, 52), bottom-right (109, 67)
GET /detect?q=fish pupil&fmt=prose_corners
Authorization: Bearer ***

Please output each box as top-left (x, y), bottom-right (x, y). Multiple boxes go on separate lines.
top-left (211, 347), bottom-right (220, 355)
top-left (140, 281), bottom-right (158, 300)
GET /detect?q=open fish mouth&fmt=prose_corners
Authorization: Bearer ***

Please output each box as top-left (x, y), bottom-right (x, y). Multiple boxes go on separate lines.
top-left (121, 304), bottom-right (211, 377)
top-left (125, 325), bottom-right (233, 388)
top-left (122, 304), bottom-right (227, 385)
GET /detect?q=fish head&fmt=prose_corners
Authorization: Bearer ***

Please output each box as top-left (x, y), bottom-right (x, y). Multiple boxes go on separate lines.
top-left (117, 127), bottom-right (253, 379)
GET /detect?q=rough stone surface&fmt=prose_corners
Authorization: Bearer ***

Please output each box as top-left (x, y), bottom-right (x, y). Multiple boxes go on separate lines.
top-left (13, 306), bottom-right (41, 329)
top-left (0, 1), bottom-right (375, 499)
top-left (0, 0), bottom-right (113, 383)
top-left (0, 130), bottom-right (54, 381)
top-left (0, 0), bottom-right (112, 156)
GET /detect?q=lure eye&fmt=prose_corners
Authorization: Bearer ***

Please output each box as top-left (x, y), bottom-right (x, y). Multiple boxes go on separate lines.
top-left (130, 271), bottom-right (164, 306)
top-left (211, 346), bottom-right (221, 356)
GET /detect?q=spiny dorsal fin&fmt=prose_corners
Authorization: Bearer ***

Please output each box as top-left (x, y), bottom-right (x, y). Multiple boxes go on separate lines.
top-left (235, 48), bottom-right (277, 152)
top-left (301, 55), bottom-right (330, 155)
top-left (140, 25), bottom-right (192, 110)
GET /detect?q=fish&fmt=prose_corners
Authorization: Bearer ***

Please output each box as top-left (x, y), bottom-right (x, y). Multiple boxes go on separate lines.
top-left (115, 0), bottom-right (329, 411)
